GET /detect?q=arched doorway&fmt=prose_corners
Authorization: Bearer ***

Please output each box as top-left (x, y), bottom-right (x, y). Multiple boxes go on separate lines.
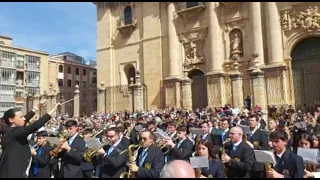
top-left (291, 37), bottom-right (320, 109)
top-left (124, 64), bottom-right (135, 84)
top-left (188, 69), bottom-right (208, 109)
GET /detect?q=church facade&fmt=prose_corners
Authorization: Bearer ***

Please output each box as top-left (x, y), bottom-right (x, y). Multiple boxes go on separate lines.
top-left (95, 2), bottom-right (320, 113)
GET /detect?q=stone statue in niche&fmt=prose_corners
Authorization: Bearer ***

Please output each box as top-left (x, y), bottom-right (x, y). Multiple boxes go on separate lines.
top-left (229, 29), bottom-right (243, 60)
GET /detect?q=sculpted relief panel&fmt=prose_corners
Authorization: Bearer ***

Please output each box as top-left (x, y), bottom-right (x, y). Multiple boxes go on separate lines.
top-left (179, 27), bottom-right (208, 65)
top-left (281, 6), bottom-right (320, 31)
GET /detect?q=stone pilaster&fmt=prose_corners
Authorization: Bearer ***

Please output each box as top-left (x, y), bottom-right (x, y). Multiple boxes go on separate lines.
top-left (73, 85), bottom-right (80, 118)
top-left (230, 74), bottom-right (244, 108)
top-left (167, 2), bottom-right (180, 78)
top-left (208, 2), bottom-right (223, 73)
top-left (265, 2), bottom-right (285, 66)
top-left (181, 78), bottom-right (192, 110)
top-left (98, 81), bottom-right (107, 114)
top-left (60, 95), bottom-right (65, 116)
top-left (164, 78), bottom-right (181, 108)
top-left (249, 2), bottom-right (265, 67)
top-left (207, 73), bottom-right (226, 107)
top-left (130, 71), bottom-right (145, 111)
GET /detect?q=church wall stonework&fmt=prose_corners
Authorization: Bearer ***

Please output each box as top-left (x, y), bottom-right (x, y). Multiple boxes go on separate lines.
top-left (95, 2), bottom-right (320, 112)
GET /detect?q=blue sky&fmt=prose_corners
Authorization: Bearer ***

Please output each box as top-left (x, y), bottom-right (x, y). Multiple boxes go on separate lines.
top-left (0, 2), bottom-right (97, 61)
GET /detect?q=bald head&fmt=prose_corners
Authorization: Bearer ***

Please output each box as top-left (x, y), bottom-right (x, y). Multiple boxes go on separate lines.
top-left (230, 126), bottom-right (243, 135)
top-left (229, 126), bottom-right (243, 143)
top-left (160, 160), bottom-right (195, 178)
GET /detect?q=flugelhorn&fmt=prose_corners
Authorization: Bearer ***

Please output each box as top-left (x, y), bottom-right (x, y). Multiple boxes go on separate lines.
top-left (49, 131), bottom-right (70, 157)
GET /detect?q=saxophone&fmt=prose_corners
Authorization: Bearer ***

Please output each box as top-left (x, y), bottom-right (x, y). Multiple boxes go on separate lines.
top-left (119, 144), bottom-right (141, 178)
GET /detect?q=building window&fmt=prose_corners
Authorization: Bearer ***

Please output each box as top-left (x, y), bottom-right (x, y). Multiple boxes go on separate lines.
top-left (25, 55), bottom-right (40, 70)
top-left (67, 66), bottom-right (71, 74)
top-left (58, 79), bottom-right (63, 87)
top-left (63, 56), bottom-right (67, 60)
top-left (124, 6), bottom-right (132, 25)
top-left (75, 81), bottom-right (80, 85)
top-left (26, 72), bottom-right (40, 85)
top-left (186, 2), bottom-right (199, 8)
top-left (0, 51), bottom-right (16, 68)
top-left (67, 80), bottom-right (72, 87)
top-left (75, 68), bottom-right (79, 75)
top-left (83, 69), bottom-right (86, 76)
top-left (58, 65), bottom-right (63, 73)
top-left (83, 81), bottom-right (86, 88)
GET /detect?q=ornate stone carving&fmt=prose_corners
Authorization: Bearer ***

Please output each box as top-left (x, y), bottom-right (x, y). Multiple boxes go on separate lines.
top-left (220, 2), bottom-right (241, 13)
top-left (117, 17), bottom-right (137, 35)
top-left (179, 27), bottom-right (208, 65)
top-left (281, 6), bottom-right (320, 31)
top-left (224, 17), bottom-right (245, 32)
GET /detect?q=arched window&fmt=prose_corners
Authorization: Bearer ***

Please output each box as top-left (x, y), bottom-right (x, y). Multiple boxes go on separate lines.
top-left (58, 65), bottom-right (63, 73)
top-left (67, 66), bottom-right (71, 74)
top-left (83, 69), bottom-right (87, 76)
top-left (186, 2), bottom-right (199, 8)
top-left (124, 6), bottom-right (132, 25)
top-left (75, 68), bottom-right (79, 75)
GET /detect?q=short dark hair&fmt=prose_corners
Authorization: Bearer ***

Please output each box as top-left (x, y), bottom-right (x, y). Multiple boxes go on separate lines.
top-left (108, 127), bottom-right (120, 135)
top-left (248, 114), bottom-right (259, 121)
top-left (65, 120), bottom-right (78, 128)
top-left (269, 130), bottom-right (288, 141)
top-left (2, 108), bottom-right (21, 126)
top-left (200, 121), bottom-right (209, 126)
top-left (141, 129), bottom-right (155, 141)
top-left (36, 131), bottom-right (48, 137)
top-left (176, 125), bottom-right (187, 132)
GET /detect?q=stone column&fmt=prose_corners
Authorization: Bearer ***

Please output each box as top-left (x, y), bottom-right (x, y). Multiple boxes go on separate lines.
top-left (130, 71), bottom-right (145, 112)
top-left (249, 2), bottom-right (265, 67)
top-left (231, 59), bottom-right (244, 108)
top-left (265, 2), bottom-right (284, 66)
top-left (167, 2), bottom-right (179, 78)
top-left (99, 81), bottom-right (106, 114)
top-left (250, 53), bottom-right (267, 113)
top-left (73, 85), bottom-right (80, 118)
top-left (208, 2), bottom-right (223, 74)
top-left (60, 95), bottom-right (65, 116)
top-left (175, 81), bottom-right (181, 108)
top-left (181, 70), bottom-right (193, 110)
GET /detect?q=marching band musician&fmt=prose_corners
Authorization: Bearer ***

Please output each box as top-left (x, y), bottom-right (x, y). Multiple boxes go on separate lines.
top-left (247, 114), bottom-right (269, 150)
top-left (81, 128), bottom-right (95, 178)
top-left (195, 140), bottom-right (224, 178)
top-left (55, 120), bottom-right (86, 178)
top-left (164, 125), bottom-right (193, 162)
top-left (0, 101), bottom-right (59, 178)
top-left (118, 126), bottom-right (130, 147)
top-left (124, 121), bottom-right (138, 145)
top-left (266, 130), bottom-right (304, 178)
top-left (221, 126), bottom-right (255, 178)
top-left (162, 121), bottom-right (178, 163)
top-left (220, 119), bottom-right (230, 142)
top-left (95, 127), bottom-right (128, 178)
top-left (128, 129), bottom-right (164, 178)
top-left (29, 131), bottom-right (53, 178)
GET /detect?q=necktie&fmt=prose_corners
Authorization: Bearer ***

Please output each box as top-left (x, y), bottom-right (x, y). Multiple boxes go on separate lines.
top-left (108, 146), bottom-right (114, 155)
top-left (231, 145), bottom-right (237, 154)
top-left (33, 147), bottom-right (43, 176)
top-left (139, 149), bottom-right (148, 167)
top-left (68, 136), bottom-right (74, 145)
top-left (177, 141), bottom-right (182, 148)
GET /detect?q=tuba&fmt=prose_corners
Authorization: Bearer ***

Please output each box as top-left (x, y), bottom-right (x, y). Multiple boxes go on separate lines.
top-left (119, 144), bottom-right (141, 178)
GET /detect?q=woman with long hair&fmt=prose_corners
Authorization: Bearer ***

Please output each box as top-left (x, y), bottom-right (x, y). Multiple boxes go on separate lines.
top-left (195, 140), bottom-right (224, 178)
top-left (0, 101), bottom-right (60, 178)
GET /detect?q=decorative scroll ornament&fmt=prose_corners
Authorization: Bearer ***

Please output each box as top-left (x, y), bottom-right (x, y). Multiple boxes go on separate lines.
top-left (178, 27), bottom-right (208, 65)
top-left (220, 2), bottom-right (241, 13)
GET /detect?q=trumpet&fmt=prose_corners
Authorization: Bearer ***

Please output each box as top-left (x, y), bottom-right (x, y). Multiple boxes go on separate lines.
top-left (49, 131), bottom-right (70, 157)
top-left (119, 144), bottom-right (141, 178)
top-left (83, 141), bottom-right (108, 162)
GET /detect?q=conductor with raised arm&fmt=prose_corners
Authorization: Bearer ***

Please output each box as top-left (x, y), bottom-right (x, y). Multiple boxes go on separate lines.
top-left (0, 100), bottom-right (60, 178)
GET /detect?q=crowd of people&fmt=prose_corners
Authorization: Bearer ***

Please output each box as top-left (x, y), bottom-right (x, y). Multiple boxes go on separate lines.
top-left (0, 99), bottom-right (319, 178)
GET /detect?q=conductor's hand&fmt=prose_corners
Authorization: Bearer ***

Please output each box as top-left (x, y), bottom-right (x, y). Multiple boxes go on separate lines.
top-left (38, 98), bottom-right (47, 108)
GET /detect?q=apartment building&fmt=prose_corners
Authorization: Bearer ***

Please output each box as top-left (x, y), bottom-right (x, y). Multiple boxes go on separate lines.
top-left (0, 35), bottom-right (49, 117)
top-left (49, 52), bottom-right (97, 116)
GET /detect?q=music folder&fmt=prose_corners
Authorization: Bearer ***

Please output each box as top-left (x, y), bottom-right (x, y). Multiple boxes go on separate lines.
top-left (254, 150), bottom-right (277, 165)
top-left (85, 138), bottom-right (100, 149)
top-left (154, 131), bottom-right (168, 140)
top-left (189, 128), bottom-right (205, 137)
top-left (190, 156), bottom-right (209, 168)
top-left (47, 137), bottom-right (60, 146)
top-left (237, 124), bottom-right (250, 135)
top-left (297, 147), bottom-right (319, 164)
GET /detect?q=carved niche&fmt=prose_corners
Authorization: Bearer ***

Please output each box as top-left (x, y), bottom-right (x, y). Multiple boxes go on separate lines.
top-left (178, 27), bottom-right (208, 66)
top-left (280, 6), bottom-right (320, 31)
top-left (229, 29), bottom-right (243, 60)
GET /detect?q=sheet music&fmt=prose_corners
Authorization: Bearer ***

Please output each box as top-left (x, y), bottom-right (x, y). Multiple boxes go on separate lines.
top-left (190, 156), bottom-right (209, 168)
top-left (297, 147), bottom-right (319, 164)
top-left (86, 138), bottom-right (100, 149)
top-left (254, 150), bottom-right (276, 165)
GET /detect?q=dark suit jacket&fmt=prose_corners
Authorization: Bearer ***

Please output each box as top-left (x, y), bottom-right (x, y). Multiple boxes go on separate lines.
top-left (274, 149), bottom-right (304, 178)
top-left (29, 142), bottom-right (54, 178)
top-left (221, 130), bottom-right (229, 142)
top-left (120, 136), bottom-right (130, 147)
top-left (249, 129), bottom-right (269, 150)
top-left (0, 112), bottom-right (51, 178)
top-left (136, 145), bottom-right (164, 178)
top-left (168, 138), bottom-right (193, 162)
top-left (210, 128), bottom-right (222, 136)
top-left (99, 142), bottom-right (128, 178)
top-left (57, 134), bottom-right (86, 178)
top-left (201, 159), bottom-right (224, 178)
top-left (225, 140), bottom-right (255, 178)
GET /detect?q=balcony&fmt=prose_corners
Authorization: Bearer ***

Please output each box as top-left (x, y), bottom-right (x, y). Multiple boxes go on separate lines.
top-left (15, 96), bottom-right (24, 103)
top-left (26, 63), bottom-right (40, 72)
top-left (0, 58), bottom-right (15, 69)
top-left (176, 2), bottom-right (205, 18)
top-left (117, 17), bottom-right (137, 35)
top-left (16, 60), bottom-right (25, 69)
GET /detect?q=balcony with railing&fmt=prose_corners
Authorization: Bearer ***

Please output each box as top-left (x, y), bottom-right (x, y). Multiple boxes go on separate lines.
top-left (16, 60), bottom-right (25, 69)
top-left (26, 72), bottom-right (40, 87)
top-left (0, 86), bottom-right (16, 103)
top-left (0, 51), bottom-right (16, 69)
top-left (0, 69), bottom-right (16, 85)
top-left (26, 55), bottom-right (40, 72)
top-left (117, 17), bottom-right (137, 35)
top-left (176, 2), bottom-right (205, 18)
